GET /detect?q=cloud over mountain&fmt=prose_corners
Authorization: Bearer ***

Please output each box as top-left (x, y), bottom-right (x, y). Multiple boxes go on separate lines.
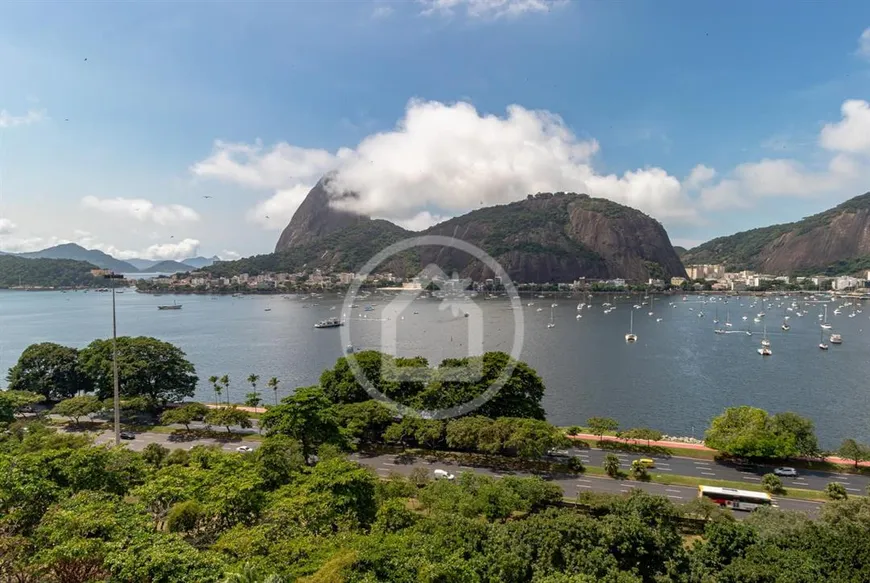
top-left (81, 196), bottom-right (200, 226)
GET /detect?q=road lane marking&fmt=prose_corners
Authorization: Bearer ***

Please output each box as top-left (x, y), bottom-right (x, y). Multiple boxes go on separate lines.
top-left (701, 471), bottom-right (716, 476)
top-left (846, 488), bottom-right (861, 492)
top-left (742, 476), bottom-right (761, 481)
top-left (667, 495), bottom-right (683, 500)
top-left (693, 461), bottom-right (710, 465)
top-left (577, 484), bottom-right (591, 488)
top-left (655, 468), bottom-right (672, 472)
top-left (665, 488), bottom-right (682, 493)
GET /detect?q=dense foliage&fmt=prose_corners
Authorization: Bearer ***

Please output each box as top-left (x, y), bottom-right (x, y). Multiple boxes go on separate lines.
top-left (8, 338), bottom-right (198, 406)
top-left (0, 256), bottom-right (102, 288)
top-left (1, 421), bottom-right (870, 582)
top-left (6, 343), bottom-right (91, 401)
top-left (704, 406), bottom-right (819, 459)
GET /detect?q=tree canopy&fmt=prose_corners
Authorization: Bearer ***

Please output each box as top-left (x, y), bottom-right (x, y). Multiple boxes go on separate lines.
top-left (704, 406), bottom-right (818, 459)
top-left (6, 342), bottom-right (91, 401)
top-left (77, 336), bottom-right (198, 406)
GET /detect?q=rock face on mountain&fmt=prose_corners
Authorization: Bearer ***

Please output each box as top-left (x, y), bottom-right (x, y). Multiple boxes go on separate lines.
top-left (682, 192), bottom-right (870, 274)
top-left (253, 182), bottom-right (686, 283)
top-left (274, 175), bottom-right (369, 252)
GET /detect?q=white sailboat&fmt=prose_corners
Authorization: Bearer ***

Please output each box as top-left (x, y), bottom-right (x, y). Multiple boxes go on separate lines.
top-left (821, 305), bottom-right (832, 329)
top-left (725, 309), bottom-right (733, 327)
top-left (758, 324), bottom-right (772, 355)
top-left (819, 328), bottom-right (829, 350)
top-left (625, 309), bottom-right (637, 342)
top-left (547, 305), bottom-right (555, 328)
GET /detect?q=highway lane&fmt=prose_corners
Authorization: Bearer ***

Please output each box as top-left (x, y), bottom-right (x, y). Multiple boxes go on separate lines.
top-left (351, 452), bottom-right (821, 518)
top-left (92, 430), bottom-right (823, 517)
top-left (567, 447), bottom-right (869, 495)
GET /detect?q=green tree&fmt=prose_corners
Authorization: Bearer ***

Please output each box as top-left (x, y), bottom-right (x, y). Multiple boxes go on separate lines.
top-left (246, 374), bottom-right (260, 407)
top-left (604, 454), bottom-right (620, 478)
top-left (587, 417), bottom-right (619, 440)
top-left (771, 412), bottom-right (819, 458)
top-left (2, 390), bottom-right (46, 415)
top-left (222, 562), bottom-right (284, 583)
top-left (204, 406), bottom-right (252, 433)
top-left (825, 481), bottom-right (848, 500)
top-left (334, 400), bottom-right (395, 444)
top-left (0, 394), bottom-right (15, 424)
top-left (219, 375), bottom-right (230, 405)
top-left (104, 532), bottom-right (226, 583)
top-left (622, 427), bottom-right (663, 447)
top-left (266, 377), bottom-right (280, 406)
top-left (629, 460), bottom-right (649, 481)
top-left (255, 435), bottom-right (305, 489)
top-left (260, 386), bottom-right (346, 462)
top-left (209, 375), bottom-right (221, 405)
top-left (160, 402), bottom-right (209, 431)
top-left (704, 406), bottom-right (797, 459)
top-left (761, 473), bottom-right (784, 494)
top-left (446, 416), bottom-right (493, 451)
top-left (77, 337), bottom-right (198, 406)
top-left (6, 342), bottom-right (90, 401)
top-left (52, 395), bottom-right (103, 425)
top-left (142, 443), bottom-right (170, 468)
top-left (837, 438), bottom-right (869, 468)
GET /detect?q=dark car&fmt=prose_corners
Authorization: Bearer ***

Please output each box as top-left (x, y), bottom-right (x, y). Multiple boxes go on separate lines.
top-left (119, 432), bottom-right (135, 440)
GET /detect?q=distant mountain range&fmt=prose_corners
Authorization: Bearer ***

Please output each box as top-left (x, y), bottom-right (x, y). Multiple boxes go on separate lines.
top-left (682, 192), bottom-right (870, 275)
top-left (0, 243), bottom-right (220, 274)
top-left (208, 176), bottom-right (686, 283)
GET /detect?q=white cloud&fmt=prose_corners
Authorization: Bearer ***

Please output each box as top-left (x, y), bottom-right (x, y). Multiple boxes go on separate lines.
top-left (0, 109), bottom-right (45, 128)
top-left (684, 164), bottom-right (717, 190)
top-left (191, 140), bottom-right (337, 190)
top-left (857, 27), bottom-right (870, 61)
top-left (193, 100), bottom-right (700, 229)
top-left (125, 239), bottom-right (201, 261)
top-left (221, 250), bottom-right (241, 260)
top-left (0, 218), bottom-right (16, 235)
top-left (419, 0), bottom-right (564, 19)
top-left (81, 196), bottom-right (200, 225)
top-left (396, 211), bottom-right (448, 231)
top-left (246, 184), bottom-right (314, 230)
top-left (372, 4), bottom-right (394, 18)
top-left (819, 99), bottom-right (870, 155)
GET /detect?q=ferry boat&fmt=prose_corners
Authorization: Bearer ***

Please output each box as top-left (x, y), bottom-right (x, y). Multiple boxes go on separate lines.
top-left (314, 317), bottom-right (343, 329)
top-left (157, 301), bottom-right (182, 310)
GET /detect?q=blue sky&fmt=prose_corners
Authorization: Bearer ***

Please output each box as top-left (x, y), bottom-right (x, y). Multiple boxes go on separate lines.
top-left (1, 0), bottom-right (870, 260)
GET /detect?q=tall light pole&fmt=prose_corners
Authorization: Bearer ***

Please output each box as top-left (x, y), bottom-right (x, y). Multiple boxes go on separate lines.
top-left (104, 272), bottom-right (124, 446)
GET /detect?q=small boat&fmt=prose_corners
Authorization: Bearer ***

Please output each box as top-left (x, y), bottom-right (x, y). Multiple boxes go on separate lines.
top-left (264, 308), bottom-right (272, 312)
top-left (830, 333), bottom-right (842, 345)
top-left (758, 346), bottom-right (772, 356)
top-left (821, 305), bottom-right (832, 329)
top-left (547, 305), bottom-right (555, 329)
top-left (819, 328), bottom-right (829, 350)
top-left (158, 301), bottom-right (182, 310)
top-left (625, 310), bottom-right (637, 342)
top-left (314, 317), bottom-right (343, 329)
top-left (345, 344), bottom-right (354, 354)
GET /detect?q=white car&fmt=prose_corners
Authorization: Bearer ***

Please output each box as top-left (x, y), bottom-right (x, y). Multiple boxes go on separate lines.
top-left (433, 469), bottom-right (455, 480)
top-left (773, 467), bottom-right (797, 477)
top-left (236, 445), bottom-right (253, 453)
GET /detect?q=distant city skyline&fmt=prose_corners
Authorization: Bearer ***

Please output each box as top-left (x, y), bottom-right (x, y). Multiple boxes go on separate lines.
top-left (1, 1), bottom-right (869, 260)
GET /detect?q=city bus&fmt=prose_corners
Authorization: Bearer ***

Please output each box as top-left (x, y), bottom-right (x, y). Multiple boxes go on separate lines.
top-left (698, 486), bottom-right (773, 511)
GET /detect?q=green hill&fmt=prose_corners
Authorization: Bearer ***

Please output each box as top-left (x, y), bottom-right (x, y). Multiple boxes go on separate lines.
top-left (683, 192), bottom-right (870, 274)
top-left (0, 255), bottom-right (102, 288)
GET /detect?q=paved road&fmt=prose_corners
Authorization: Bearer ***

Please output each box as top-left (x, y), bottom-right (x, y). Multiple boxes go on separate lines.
top-left (94, 430), bottom-right (821, 518)
top-left (351, 451), bottom-right (822, 519)
top-left (567, 447), bottom-right (868, 496)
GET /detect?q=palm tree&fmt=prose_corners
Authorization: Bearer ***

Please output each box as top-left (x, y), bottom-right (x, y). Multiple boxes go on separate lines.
top-left (247, 374), bottom-right (260, 407)
top-left (219, 374), bottom-right (230, 405)
top-left (267, 376), bottom-right (280, 406)
top-left (604, 454), bottom-right (620, 478)
top-left (208, 375), bottom-right (220, 405)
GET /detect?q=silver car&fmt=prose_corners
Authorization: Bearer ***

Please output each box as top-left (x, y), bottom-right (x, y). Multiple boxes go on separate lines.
top-left (773, 467), bottom-right (797, 477)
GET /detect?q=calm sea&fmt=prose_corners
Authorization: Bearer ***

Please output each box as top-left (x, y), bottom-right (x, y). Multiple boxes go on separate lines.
top-left (1, 289), bottom-right (868, 448)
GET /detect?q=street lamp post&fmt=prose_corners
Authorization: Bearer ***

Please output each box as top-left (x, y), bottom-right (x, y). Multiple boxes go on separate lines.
top-left (104, 272), bottom-right (125, 446)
